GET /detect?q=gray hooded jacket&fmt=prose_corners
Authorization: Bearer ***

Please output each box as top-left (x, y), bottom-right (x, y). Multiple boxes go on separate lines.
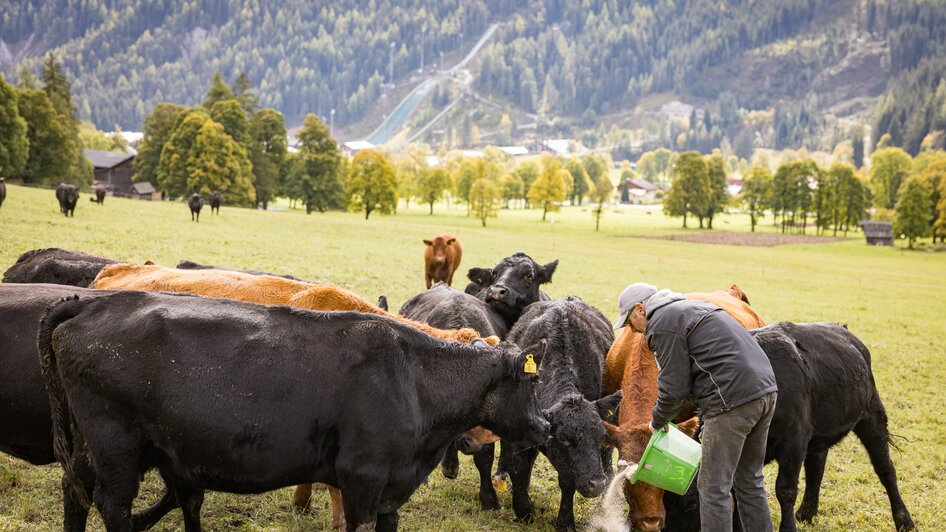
top-left (645, 290), bottom-right (777, 429)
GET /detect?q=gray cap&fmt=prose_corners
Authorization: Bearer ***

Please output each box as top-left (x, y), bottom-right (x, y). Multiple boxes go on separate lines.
top-left (614, 282), bottom-right (657, 329)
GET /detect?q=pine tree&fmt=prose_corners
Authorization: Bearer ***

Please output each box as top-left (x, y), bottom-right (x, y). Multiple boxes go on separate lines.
top-left (0, 74), bottom-right (30, 177)
top-left (346, 149), bottom-right (398, 219)
top-left (894, 176), bottom-right (932, 248)
top-left (233, 72), bottom-right (260, 115)
top-left (248, 108), bottom-right (287, 209)
top-left (297, 114), bottom-right (342, 213)
top-left (203, 72), bottom-right (234, 109)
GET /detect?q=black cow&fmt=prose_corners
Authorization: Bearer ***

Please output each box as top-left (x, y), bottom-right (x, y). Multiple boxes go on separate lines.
top-left (91, 186), bottom-right (106, 205)
top-left (0, 177), bottom-right (6, 209)
top-left (465, 252), bottom-right (558, 329)
top-left (663, 322), bottom-right (915, 532)
top-left (55, 183), bottom-right (79, 217)
top-left (210, 190), bottom-right (222, 214)
top-left (400, 282), bottom-right (510, 492)
top-left (500, 297), bottom-right (623, 531)
top-left (2, 248), bottom-right (119, 287)
top-left (175, 259), bottom-right (311, 282)
top-left (188, 193), bottom-right (204, 221)
top-left (0, 284), bottom-right (177, 531)
top-left (40, 290), bottom-right (550, 531)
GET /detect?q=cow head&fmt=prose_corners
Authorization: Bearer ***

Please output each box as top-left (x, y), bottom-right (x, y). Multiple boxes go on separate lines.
top-left (62, 186), bottom-right (79, 205)
top-left (543, 391), bottom-right (623, 498)
top-left (423, 235), bottom-right (457, 266)
top-left (604, 417), bottom-right (701, 531)
top-left (479, 342), bottom-right (550, 448)
top-left (468, 253), bottom-right (558, 324)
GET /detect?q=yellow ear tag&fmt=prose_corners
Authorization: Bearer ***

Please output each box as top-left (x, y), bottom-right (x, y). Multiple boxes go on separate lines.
top-left (523, 354), bottom-right (537, 374)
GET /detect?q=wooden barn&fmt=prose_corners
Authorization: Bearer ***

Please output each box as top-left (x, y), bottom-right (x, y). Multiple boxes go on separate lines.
top-left (84, 149), bottom-right (136, 193)
top-left (860, 221), bottom-right (894, 246)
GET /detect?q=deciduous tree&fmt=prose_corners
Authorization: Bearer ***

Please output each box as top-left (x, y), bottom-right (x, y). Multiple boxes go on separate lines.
top-left (0, 74), bottom-right (29, 177)
top-left (894, 176), bottom-right (932, 248)
top-left (740, 165), bottom-right (772, 232)
top-left (346, 149), bottom-right (398, 219)
top-left (297, 113), bottom-right (343, 213)
top-left (135, 103), bottom-right (186, 185)
top-left (469, 178), bottom-right (499, 227)
top-left (869, 147), bottom-right (912, 209)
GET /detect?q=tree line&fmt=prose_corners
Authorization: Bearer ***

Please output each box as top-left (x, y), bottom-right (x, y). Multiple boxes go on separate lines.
top-left (662, 144), bottom-right (946, 249)
top-left (0, 55), bottom-right (92, 187)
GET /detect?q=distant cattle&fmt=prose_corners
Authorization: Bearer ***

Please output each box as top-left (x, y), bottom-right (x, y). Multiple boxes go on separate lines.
top-left (188, 193), bottom-right (204, 221)
top-left (0, 177), bottom-right (6, 209)
top-left (500, 297), bottom-right (622, 530)
top-left (602, 285), bottom-right (765, 532)
top-left (91, 186), bottom-right (106, 205)
top-left (175, 259), bottom-right (311, 282)
top-left (210, 190), bottom-right (222, 215)
top-left (2, 248), bottom-right (119, 287)
top-left (39, 290), bottom-right (550, 531)
top-left (400, 283), bottom-right (509, 484)
top-left (423, 235), bottom-right (462, 288)
top-left (465, 252), bottom-right (559, 329)
top-left (0, 284), bottom-right (175, 531)
top-left (55, 184), bottom-right (79, 217)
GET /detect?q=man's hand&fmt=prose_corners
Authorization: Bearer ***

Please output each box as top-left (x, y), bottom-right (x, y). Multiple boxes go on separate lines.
top-left (648, 421), bottom-right (670, 433)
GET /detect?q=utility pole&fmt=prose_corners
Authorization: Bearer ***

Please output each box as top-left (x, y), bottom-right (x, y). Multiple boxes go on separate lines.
top-left (420, 25), bottom-right (427, 73)
top-left (389, 41), bottom-right (395, 84)
top-left (330, 108), bottom-right (335, 138)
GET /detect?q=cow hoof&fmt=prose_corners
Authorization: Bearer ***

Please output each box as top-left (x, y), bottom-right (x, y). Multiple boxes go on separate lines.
top-left (441, 463), bottom-right (459, 480)
top-left (795, 506), bottom-right (817, 522)
top-left (479, 493), bottom-right (500, 511)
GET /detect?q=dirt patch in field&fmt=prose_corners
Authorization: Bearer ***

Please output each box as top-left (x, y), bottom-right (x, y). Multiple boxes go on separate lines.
top-left (628, 231), bottom-right (846, 247)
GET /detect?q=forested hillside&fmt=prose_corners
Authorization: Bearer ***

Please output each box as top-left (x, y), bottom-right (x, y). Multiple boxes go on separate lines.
top-left (2, 0), bottom-right (946, 155)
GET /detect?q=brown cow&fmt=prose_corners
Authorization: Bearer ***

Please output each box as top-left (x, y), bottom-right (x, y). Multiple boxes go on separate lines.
top-left (91, 262), bottom-right (498, 530)
top-left (424, 235), bottom-right (462, 288)
top-left (603, 285), bottom-right (765, 532)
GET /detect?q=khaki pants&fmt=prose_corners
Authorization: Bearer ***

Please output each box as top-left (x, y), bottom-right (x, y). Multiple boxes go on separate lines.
top-left (697, 392), bottom-right (777, 532)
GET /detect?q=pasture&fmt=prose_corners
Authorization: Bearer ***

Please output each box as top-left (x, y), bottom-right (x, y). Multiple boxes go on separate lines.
top-left (0, 183), bottom-right (944, 531)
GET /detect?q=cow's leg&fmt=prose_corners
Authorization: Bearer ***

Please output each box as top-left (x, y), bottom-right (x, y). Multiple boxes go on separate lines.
top-left (171, 485), bottom-right (204, 532)
top-left (473, 442), bottom-right (499, 510)
top-left (62, 453), bottom-right (95, 532)
top-left (327, 486), bottom-right (346, 531)
top-left (93, 469), bottom-right (139, 532)
top-left (338, 465), bottom-right (384, 532)
top-left (292, 483), bottom-right (313, 511)
top-left (376, 510), bottom-right (398, 532)
top-left (794, 449), bottom-right (828, 522)
top-left (507, 444), bottom-right (539, 522)
top-left (853, 409), bottom-right (915, 531)
top-left (440, 442), bottom-right (460, 479)
top-left (131, 488), bottom-right (178, 531)
top-left (554, 478), bottom-right (577, 531)
top-left (773, 446), bottom-right (805, 532)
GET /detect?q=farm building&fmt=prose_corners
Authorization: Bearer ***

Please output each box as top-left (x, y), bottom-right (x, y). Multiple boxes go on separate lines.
top-left (84, 149), bottom-right (136, 193)
top-left (129, 182), bottom-right (162, 201)
top-left (861, 221), bottom-right (894, 246)
top-left (341, 141), bottom-right (375, 156)
top-left (619, 178), bottom-right (658, 204)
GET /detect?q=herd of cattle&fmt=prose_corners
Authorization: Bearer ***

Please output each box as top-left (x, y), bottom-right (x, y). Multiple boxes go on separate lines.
top-left (0, 184), bottom-right (222, 221)
top-left (0, 240), bottom-right (916, 532)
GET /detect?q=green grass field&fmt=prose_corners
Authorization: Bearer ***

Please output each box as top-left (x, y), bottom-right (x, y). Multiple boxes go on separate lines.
top-left (0, 183), bottom-right (944, 531)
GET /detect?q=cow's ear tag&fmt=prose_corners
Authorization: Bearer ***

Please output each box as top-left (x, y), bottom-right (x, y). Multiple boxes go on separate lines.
top-left (523, 354), bottom-right (537, 374)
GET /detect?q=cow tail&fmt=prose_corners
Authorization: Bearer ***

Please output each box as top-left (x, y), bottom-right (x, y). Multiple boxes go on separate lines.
top-left (37, 295), bottom-right (93, 509)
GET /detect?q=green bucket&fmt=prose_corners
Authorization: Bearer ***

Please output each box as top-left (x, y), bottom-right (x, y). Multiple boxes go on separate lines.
top-left (629, 423), bottom-right (701, 495)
